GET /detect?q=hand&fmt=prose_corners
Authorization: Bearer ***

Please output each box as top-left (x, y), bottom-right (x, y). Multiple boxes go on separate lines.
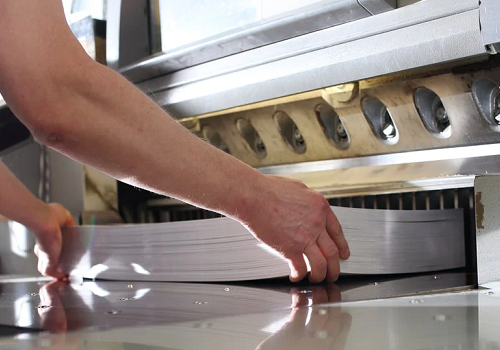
top-left (240, 175), bottom-right (350, 283)
top-left (33, 203), bottom-right (76, 279)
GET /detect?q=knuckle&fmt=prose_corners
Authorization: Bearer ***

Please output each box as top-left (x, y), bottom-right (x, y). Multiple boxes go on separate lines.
top-left (325, 245), bottom-right (339, 259)
top-left (315, 258), bottom-right (327, 271)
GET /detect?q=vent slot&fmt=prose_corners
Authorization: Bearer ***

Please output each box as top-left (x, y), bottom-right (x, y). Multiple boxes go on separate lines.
top-left (414, 87), bottom-right (451, 138)
top-left (236, 119), bottom-right (267, 159)
top-left (274, 111), bottom-right (306, 154)
top-left (361, 96), bottom-right (399, 145)
top-left (315, 104), bottom-right (350, 150)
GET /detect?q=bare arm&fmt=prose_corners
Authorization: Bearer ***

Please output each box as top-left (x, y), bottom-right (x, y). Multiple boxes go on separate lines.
top-left (0, 160), bottom-right (74, 278)
top-left (0, 0), bottom-right (349, 282)
top-left (0, 160), bottom-right (48, 232)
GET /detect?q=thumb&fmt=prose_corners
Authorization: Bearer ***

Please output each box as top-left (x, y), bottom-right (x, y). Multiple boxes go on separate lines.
top-left (64, 210), bottom-right (76, 227)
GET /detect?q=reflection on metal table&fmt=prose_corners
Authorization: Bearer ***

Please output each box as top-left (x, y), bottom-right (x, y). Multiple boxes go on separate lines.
top-left (0, 271), bottom-right (493, 349)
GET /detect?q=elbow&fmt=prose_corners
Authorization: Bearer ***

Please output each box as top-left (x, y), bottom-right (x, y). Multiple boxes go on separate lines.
top-left (29, 112), bottom-right (71, 149)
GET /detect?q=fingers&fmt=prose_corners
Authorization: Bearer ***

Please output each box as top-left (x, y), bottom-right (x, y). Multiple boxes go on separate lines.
top-left (36, 246), bottom-right (64, 280)
top-left (317, 233), bottom-right (340, 283)
top-left (304, 244), bottom-right (327, 283)
top-left (287, 254), bottom-right (308, 283)
top-left (326, 209), bottom-right (350, 260)
top-left (65, 210), bottom-right (76, 227)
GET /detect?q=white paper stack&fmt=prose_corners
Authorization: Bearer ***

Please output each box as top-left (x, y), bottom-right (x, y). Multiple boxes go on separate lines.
top-left (59, 207), bottom-right (465, 282)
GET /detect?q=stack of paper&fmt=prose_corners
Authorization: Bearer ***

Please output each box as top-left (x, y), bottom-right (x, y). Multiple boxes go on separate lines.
top-left (59, 207), bottom-right (465, 282)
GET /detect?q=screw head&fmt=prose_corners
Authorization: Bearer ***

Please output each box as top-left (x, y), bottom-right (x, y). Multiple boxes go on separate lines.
top-left (336, 123), bottom-right (347, 138)
top-left (435, 106), bottom-right (449, 124)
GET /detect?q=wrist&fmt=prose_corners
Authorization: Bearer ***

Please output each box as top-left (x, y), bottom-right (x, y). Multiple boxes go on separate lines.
top-left (226, 170), bottom-right (270, 225)
top-left (25, 200), bottom-right (52, 235)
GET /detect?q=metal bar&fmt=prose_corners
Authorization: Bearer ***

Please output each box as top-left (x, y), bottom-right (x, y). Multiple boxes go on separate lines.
top-left (480, 0), bottom-right (500, 47)
top-left (137, 0), bottom-right (484, 118)
top-left (258, 144), bottom-right (500, 175)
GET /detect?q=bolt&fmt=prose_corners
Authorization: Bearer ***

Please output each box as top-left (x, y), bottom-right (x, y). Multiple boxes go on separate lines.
top-left (494, 94), bottom-right (500, 124)
top-left (336, 122), bottom-right (347, 138)
top-left (435, 106), bottom-right (449, 124)
top-left (255, 134), bottom-right (266, 153)
top-left (294, 127), bottom-right (305, 147)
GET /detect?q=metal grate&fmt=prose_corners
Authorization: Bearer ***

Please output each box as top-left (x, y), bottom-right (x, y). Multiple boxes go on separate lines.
top-left (150, 188), bottom-right (475, 222)
top-left (328, 188), bottom-right (474, 211)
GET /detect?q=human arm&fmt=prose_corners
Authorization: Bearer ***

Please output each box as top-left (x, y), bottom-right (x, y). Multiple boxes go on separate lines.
top-left (0, 160), bottom-right (75, 278)
top-left (0, 0), bottom-right (349, 282)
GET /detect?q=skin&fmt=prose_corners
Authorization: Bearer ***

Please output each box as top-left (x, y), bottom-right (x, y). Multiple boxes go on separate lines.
top-left (0, 161), bottom-right (75, 279)
top-left (0, 0), bottom-right (350, 283)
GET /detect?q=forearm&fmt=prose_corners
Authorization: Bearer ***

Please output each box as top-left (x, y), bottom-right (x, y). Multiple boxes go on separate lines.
top-left (0, 160), bottom-right (48, 231)
top-left (15, 62), bottom-right (264, 221)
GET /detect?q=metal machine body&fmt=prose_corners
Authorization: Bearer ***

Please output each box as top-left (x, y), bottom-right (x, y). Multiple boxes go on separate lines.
top-left (2, 0), bottom-right (500, 345)
top-left (113, 0), bottom-right (500, 285)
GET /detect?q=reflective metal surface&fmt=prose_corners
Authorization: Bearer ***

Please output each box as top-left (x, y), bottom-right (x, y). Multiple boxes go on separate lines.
top-left (122, 0), bottom-right (376, 82)
top-left (0, 272), bottom-right (471, 332)
top-left (474, 176), bottom-right (500, 285)
top-left (106, 0), bottom-right (150, 69)
top-left (0, 273), bottom-right (487, 350)
top-left (132, 0), bottom-right (490, 118)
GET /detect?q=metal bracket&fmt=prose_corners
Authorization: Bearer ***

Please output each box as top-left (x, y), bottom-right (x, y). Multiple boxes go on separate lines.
top-left (480, 0), bottom-right (500, 48)
top-left (475, 176), bottom-right (500, 285)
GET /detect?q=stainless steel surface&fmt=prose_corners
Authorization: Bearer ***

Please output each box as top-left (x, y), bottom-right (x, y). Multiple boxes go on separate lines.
top-left (148, 0), bottom-right (162, 56)
top-left (474, 176), bottom-right (500, 285)
top-left (132, 0), bottom-right (488, 118)
top-left (57, 207), bottom-right (465, 282)
top-left (194, 67), bottom-right (500, 168)
top-left (0, 272), bottom-right (471, 332)
top-left (106, 0), bottom-right (150, 69)
top-left (480, 0), bottom-right (500, 47)
top-left (259, 144), bottom-right (500, 176)
top-left (2, 277), bottom-right (497, 350)
top-left (122, 0), bottom-right (374, 82)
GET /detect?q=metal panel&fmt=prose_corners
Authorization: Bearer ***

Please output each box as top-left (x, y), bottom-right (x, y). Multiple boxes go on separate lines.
top-left (139, 0), bottom-right (485, 118)
top-left (136, 0), bottom-right (478, 91)
top-left (159, 0), bottom-right (262, 52)
top-left (121, 0), bottom-right (371, 82)
top-left (475, 176), bottom-right (500, 285)
top-left (106, 0), bottom-right (150, 69)
top-left (480, 0), bottom-right (500, 47)
top-left (0, 287), bottom-right (487, 349)
top-left (0, 273), bottom-right (471, 332)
